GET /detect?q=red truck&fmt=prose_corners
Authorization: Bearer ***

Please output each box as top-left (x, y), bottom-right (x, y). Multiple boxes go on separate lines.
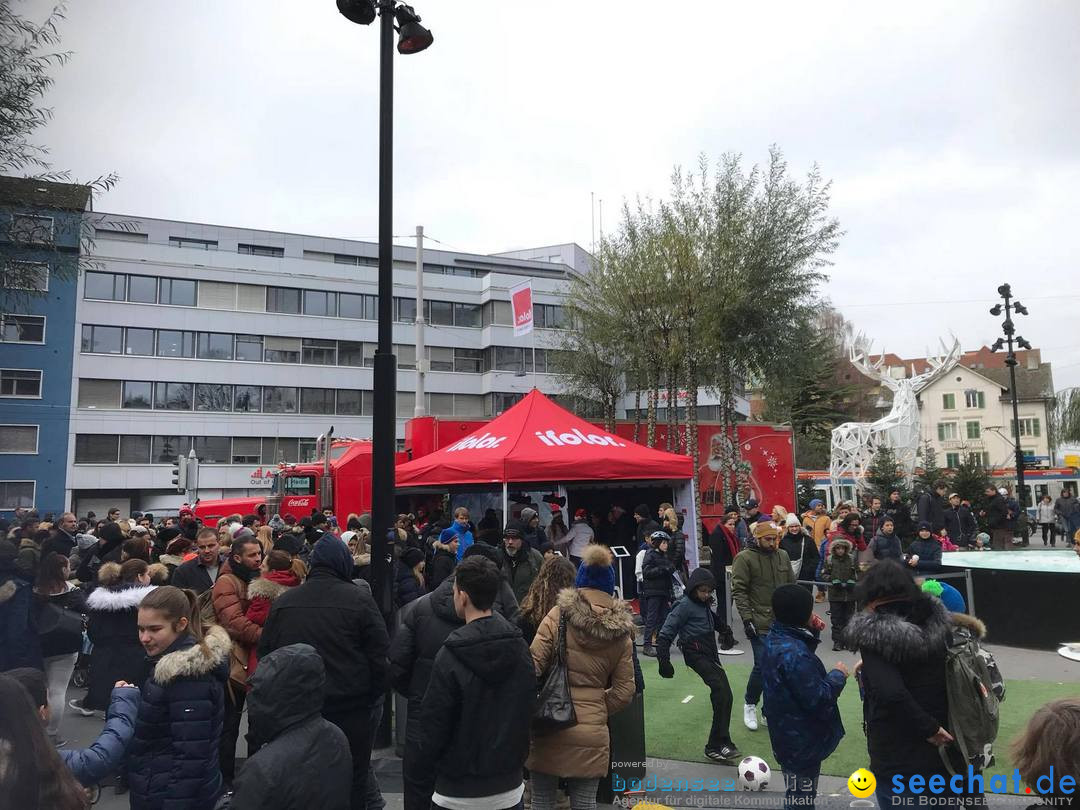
top-left (194, 419), bottom-right (795, 527)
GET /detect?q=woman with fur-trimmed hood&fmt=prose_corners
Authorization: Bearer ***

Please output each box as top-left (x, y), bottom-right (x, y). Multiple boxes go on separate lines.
top-left (243, 550), bottom-right (302, 677)
top-left (527, 544), bottom-right (636, 806)
top-left (78, 559), bottom-right (156, 712)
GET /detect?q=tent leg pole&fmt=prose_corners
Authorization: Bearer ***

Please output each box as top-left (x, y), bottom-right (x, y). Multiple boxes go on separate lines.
top-left (502, 482), bottom-right (508, 529)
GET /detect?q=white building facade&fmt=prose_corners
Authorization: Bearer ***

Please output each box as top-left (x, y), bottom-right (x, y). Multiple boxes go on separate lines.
top-left (68, 215), bottom-right (587, 516)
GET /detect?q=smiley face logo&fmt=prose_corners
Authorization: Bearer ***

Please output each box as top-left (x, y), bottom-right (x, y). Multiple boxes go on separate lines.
top-left (848, 768), bottom-right (876, 798)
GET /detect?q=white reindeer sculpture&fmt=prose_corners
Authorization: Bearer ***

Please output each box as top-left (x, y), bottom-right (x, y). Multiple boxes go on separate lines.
top-left (829, 335), bottom-right (962, 503)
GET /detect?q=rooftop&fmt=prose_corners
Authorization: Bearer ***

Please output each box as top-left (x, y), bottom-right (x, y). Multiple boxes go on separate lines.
top-left (0, 176), bottom-right (92, 212)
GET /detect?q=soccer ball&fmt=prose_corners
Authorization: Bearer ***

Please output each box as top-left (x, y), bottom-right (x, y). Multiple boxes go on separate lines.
top-left (737, 756), bottom-right (771, 791)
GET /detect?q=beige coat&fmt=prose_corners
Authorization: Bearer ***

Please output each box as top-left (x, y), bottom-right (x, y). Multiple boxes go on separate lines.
top-left (527, 587), bottom-right (635, 778)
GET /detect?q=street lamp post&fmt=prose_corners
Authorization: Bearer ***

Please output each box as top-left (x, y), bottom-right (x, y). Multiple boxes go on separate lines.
top-left (336, 0), bottom-right (433, 617)
top-left (989, 283), bottom-right (1033, 517)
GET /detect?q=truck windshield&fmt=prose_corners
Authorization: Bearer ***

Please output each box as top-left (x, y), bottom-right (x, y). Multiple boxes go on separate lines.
top-left (330, 445), bottom-right (350, 461)
top-left (279, 475), bottom-right (316, 495)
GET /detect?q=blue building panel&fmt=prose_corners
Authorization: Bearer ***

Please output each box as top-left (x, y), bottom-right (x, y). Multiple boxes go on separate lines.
top-left (0, 178), bottom-right (88, 517)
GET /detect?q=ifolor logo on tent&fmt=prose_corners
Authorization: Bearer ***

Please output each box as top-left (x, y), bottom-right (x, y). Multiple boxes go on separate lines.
top-left (535, 429), bottom-right (626, 448)
top-left (445, 432), bottom-right (508, 452)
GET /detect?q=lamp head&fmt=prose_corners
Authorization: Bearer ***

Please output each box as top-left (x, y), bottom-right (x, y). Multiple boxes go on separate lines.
top-left (997, 283), bottom-right (1011, 298)
top-left (1013, 301), bottom-right (1029, 316)
top-left (336, 0), bottom-right (376, 24)
top-left (989, 304), bottom-right (1002, 316)
top-left (1017, 337), bottom-right (1033, 351)
top-left (990, 338), bottom-right (1005, 352)
top-left (395, 4), bottom-right (433, 53)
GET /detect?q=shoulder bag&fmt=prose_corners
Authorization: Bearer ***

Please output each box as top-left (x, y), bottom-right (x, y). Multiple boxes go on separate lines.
top-left (532, 612), bottom-right (577, 735)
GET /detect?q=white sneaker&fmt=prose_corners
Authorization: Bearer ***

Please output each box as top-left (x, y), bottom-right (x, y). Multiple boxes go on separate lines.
top-left (743, 703), bottom-right (759, 731)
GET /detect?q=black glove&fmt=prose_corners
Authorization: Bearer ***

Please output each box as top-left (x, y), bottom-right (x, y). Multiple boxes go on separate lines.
top-left (658, 659), bottom-right (675, 679)
top-left (743, 619), bottom-right (758, 640)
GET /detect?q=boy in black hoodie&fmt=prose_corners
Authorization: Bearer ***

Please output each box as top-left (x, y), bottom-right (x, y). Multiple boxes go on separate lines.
top-left (656, 567), bottom-right (742, 764)
top-left (419, 556), bottom-right (536, 810)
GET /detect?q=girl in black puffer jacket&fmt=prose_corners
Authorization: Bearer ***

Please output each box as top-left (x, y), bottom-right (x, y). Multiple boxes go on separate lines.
top-left (127, 585), bottom-right (231, 810)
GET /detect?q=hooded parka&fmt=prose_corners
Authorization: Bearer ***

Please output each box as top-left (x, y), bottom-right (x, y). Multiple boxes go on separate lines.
top-left (84, 564), bottom-right (156, 710)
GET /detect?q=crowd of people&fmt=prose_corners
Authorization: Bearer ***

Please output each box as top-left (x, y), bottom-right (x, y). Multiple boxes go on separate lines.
top-left (0, 491), bottom-right (1078, 810)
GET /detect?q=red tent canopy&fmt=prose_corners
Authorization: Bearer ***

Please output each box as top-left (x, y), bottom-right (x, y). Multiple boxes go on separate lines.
top-left (396, 389), bottom-right (693, 487)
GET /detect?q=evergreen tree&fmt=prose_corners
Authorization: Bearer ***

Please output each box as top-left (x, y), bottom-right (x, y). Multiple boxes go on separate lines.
top-left (797, 478), bottom-right (819, 513)
top-left (914, 441), bottom-right (950, 495)
top-left (951, 450), bottom-right (992, 504)
top-left (866, 445), bottom-right (909, 502)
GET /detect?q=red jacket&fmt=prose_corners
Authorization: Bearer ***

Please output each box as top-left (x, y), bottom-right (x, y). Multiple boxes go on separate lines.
top-left (243, 568), bottom-right (301, 675)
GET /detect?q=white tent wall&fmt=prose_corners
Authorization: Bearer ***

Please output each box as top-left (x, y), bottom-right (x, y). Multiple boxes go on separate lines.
top-left (673, 478), bottom-right (699, 569)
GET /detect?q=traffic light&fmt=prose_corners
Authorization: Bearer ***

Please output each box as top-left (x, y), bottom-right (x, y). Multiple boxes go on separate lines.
top-left (172, 456), bottom-right (188, 493)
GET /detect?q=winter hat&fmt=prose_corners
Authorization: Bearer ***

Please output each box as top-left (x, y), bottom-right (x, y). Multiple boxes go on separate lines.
top-left (921, 579), bottom-right (966, 613)
top-left (400, 547), bottom-right (425, 569)
top-left (232, 526), bottom-right (255, 542)
top-left (784, 513), bottom-right (802, 529)
top-left (633, 504), bottom-right (651, 519)
top-left (574, 508), bottom-right (588, 521)
top-left (808, 499), bottom-right (824, 509)
top-left (273, 533), bottom-right (303, 557)
top-left (520, 507), bottom-right (538, 524)
top-left (503, 520), bottom-right (526, 539)
top-left (539, 539), bottom-right (554, 554)
top-left (772, 584), bottom-right (814, 627)
top-left (358, 513), bottom-right (373, 530)
top-left (309, 536), bottom-right (354, 581)
top-left (756, 514), bottom-right (773, 524)
top-left (166, 536), bottom-right (192, 556)
top-left (917, 521), bottom-right (933, 533)
top-left (751, 520), bottom-right (778, 541)
top-left (574, 544), bottom-right (615, 595)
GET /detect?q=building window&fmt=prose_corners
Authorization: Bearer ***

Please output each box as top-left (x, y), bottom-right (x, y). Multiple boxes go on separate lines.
top-left (298, 439), bottom-right (318, 463)
top-left (303, 290), bottom-right (338, 317)
top-left (6, 261), bottom-right (49, 291)
top-left (122, 381), bottom-right (153, 409)
top-left (234, 385), bottom-right (262, 412)
top-left (231, 438), bottom-right (262, 464)
top-left (0, 481), bottom-right (35, 509)
top-left (339, 292), bottom-right (377, 320)
top-left (124, 328), bottom-right (155, 356)
top-left (454, 348), bottom-right (484, 373)
top-left (1012, 418), bottom-right (1041, 437)
top-left (454, 393), bottom-right (485, 417)
top-left (192, 436), bottom-right (230, 464)
top-left (10, 213), bottom-right (54, 243)
top-left (266, 287), bottom-right (301, 314)
top-left (157, 330), bottom-right (195, 358)
top-left (195, 384), bottom-right (232, 412)
top-left (968, 452), bottom-right (991, 468)
top-left (263, 336), bottom-right (301, 363)
top-left (488, 392), bottom-right (523, 415)
top-left (428, 346), bottom-right (453, 372)
top-left (78, 379), bottom-right (121, 409)
top-left (945, 452), bottom-right (961, 469)
top-left (937, 422), bottom-right (958, 441)
top-left (119, 435), bottom-right (152, 464)
top-left (394, 297), bottom-right (416, 323)
top-left (159, 278), bottom-right (197, 307)
top-left (96, 229), bottom-right (147, 243)
top-left (336, 389), bottom-right (363, 415)
top-left (81, 325), bottom-right (123, 354)
top-left (127, 275), bottom-right (158, 304)
top-left (427, 300), bottom-right (453, 326)
top-left (965, 421), bottom-right (981, 439)
top-left (234, 335), bottom-right (263, 362)
top-left (483, 300), bottom-right (512, 327)
top-left (154, 382), bottom-right (194, 411)
top-left (337, 341), bottom-right (365, 367)
top-left (0, 369), bottom-right (41, 397)
top-left (169, 236), bottom-right (218, 250)
top-left (0, 314), bottom-right (45, 343)
top-left (533, 303), bottom-right (565, 329)
top-left (302, 339), bottom-right (336, 365)
top-left (396, 343), bottom-right (416, 369)
top-left (238, 243), bottom-right (284, 257)
top-left (262, 437), bottom-right (299, 465)
top-left (75, 434), bottom-right (119, 463)
top-left (263, 387), bottom-right (298, 414)
top-left (84, 271), bottom-right (126, 301)
top-left (197, 332), bottom-right (234, 360)
top-left (941, 393), bottom-right (956, 410)
top-left (492, 346), bottom-right (526, 372)
top-left (0, 425), bottom-right (38, 454)
top-left (152, 436), bottom-right (191, 464)
top-left (453, 303), bottom-right (482, 328)
top-left (964, 390), bottom-right (986, 409)
top-left (300, 388), bottom-right (335, 415)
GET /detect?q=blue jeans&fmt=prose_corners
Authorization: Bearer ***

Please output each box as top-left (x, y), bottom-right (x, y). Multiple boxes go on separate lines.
top-left (744, 633), bottom-right (766, 705)
top-left (783, 767), bottom-right (820, 810)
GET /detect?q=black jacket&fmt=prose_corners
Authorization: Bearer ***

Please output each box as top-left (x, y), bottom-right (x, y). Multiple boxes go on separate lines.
top-left (885, 497), bottom-right (915, 539)
top-left (34, 584), bottom-right (88, 657)
top-left (127, 626), bottom-right (229, 810)
top-left (943, 505), bottom-right (977, 545)
top-left (908, 537), bottom-right (944, 573)
top-left (84, 580), bottom-right (157, 710)
top-left (639, 547), bottom-right (675, 598)
top-left (845, 598), bottom-right (951, 775)
top-left (41, 528), bottom-right (77, 560)
top-left (394, 561), bottom-right (426, 608)
top-left (258, 567), bottom-right (389, 712)
top-left (985, 494), bottom-right (1009, 530)
top-left (916, 491), bottom-right (948, 534)
top-left (232, 643), bottom-right (351, 810)
top-left (418, 612), bottom-right (536, 799)
top-left (778, 528), bottom-right (819, 583)
top-left (427, 545), bottom-right (456, 591)
top-left (635, 518), bottom-right (660, 549)
top-left (169, 556), bottom-right (223, 595)
top-left (666, 530), bottom-right (687, 570)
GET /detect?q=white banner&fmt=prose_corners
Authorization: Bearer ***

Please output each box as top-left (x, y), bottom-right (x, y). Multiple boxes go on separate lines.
top-left (510, 280), bottom-right (534, 337)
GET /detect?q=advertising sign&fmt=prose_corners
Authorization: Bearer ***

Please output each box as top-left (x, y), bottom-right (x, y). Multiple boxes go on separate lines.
top-left (510, 280), bottom-right (534, 336)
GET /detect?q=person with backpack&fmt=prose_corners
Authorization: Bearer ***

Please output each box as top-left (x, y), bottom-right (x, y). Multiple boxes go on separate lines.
top-left (844, 560), bottom-right (957, 806)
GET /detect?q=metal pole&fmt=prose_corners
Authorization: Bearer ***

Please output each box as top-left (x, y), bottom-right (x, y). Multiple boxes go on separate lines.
top-left (414, 225), bottom-right (426, 417)
top-left (531, 329), bottom-right (537, 390)
top-left (370, 0), bottom-right (397, 619)
top-left (1003, 289), bottom-right (1027, 516)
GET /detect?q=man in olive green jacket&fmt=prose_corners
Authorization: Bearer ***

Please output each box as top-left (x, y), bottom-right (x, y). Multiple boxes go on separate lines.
top-left (731, 520), bottom-right (794, 731)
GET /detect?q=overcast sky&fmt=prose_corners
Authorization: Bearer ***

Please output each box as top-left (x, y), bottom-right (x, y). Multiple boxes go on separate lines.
top-left (30, 0), bottom-right (1080, 388)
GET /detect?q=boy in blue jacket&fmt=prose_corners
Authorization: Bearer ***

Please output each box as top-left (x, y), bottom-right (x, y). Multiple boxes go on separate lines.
top-left (760, 585), bottom-right (849, 810)
top-left (656, 567), bottom-right (741, 764)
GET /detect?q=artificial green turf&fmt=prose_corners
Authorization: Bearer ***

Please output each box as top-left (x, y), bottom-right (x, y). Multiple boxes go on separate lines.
top-left (641, 656), bottom-right (1077, 787)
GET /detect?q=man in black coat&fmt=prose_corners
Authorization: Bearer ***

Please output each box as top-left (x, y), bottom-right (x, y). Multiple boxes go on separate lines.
top-left (942, 493), bottom-right (978, 549)
top-left (389, 548), bottom-right (518, 810)
top-left (231, 643), bottom-right (352, 810)
top-left (418, 556), bottom-right (535, 810)
top-left (915, 480), bottom-right (949, 535)
top-left (41, 512), bottom-right (79, 560)
top-left (259, 537), bottom-right (389, 810)
top-left (169, 527), bottom-right (224, 594)
top-left (981, 485), bottom-right (1011, 551)
top-left (633, 503), bottom-right (660, 548)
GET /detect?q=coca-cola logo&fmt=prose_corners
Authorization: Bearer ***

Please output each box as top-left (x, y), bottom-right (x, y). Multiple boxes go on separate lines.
top-left (285, 497), bottom-right (312, 508)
